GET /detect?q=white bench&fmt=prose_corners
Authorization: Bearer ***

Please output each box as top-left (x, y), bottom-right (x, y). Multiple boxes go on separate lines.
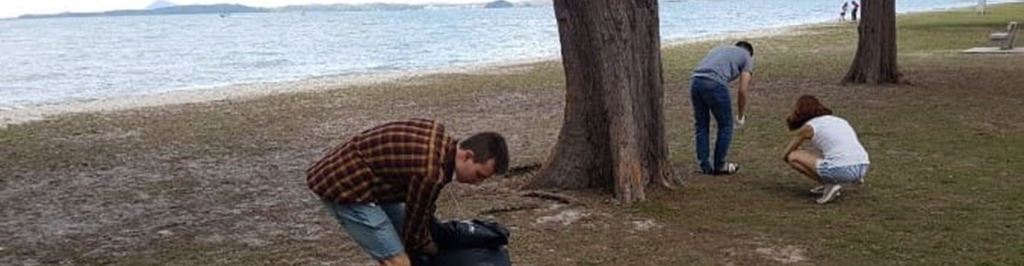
top-left (990, 21), bottom-right (1019, 50)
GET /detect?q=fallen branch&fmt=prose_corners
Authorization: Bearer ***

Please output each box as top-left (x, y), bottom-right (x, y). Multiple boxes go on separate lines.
top-left (478, 203), bottom-right (543, 215)
top-left (521, 191), bottom-right (576, 205)
top-left (505, 163), bottom-right (541, 177)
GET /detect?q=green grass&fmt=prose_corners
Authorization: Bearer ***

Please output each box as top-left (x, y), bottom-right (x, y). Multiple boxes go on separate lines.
top-left (646, 4), bottom-right (1024, 265)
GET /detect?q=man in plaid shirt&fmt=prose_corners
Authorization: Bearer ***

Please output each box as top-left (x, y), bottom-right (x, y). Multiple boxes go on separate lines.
top-left (307, 119), bottom-right (509, 266)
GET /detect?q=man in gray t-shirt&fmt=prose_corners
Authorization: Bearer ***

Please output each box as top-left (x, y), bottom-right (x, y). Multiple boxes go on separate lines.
top-left (688, 41), bottom-right (754, 175)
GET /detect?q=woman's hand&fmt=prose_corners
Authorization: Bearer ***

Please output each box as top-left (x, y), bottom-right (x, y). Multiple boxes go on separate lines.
top-left (782, 125), bottom-right (812, 163)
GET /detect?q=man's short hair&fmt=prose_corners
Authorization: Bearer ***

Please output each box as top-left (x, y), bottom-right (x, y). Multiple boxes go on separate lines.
top-left (459, 132), bottom-right (510, 175)
top-left (736, 41), bottom-right (754, 56)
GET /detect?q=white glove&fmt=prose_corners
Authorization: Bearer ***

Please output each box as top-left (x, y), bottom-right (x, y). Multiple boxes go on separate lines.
top-left (736, 115), bottom-right (746, 128)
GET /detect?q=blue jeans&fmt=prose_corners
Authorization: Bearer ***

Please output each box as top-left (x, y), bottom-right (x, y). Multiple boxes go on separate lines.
top-left (322, 200), bottom-right (406, 260)
top-left (690, 77), bottom-right (733, 174)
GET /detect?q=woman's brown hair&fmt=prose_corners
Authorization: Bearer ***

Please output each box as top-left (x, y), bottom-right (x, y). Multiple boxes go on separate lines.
top-left (786, 95), bottom-right (833, 130)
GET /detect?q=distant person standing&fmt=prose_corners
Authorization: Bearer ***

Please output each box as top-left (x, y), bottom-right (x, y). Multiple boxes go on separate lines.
top-left (688, 41), bottom-right (754, 175)
top-left (782, 95), bottom-right (870, 204)
top-left (840, 2), bottom-right (849, 21)
top-left (851, 1), bottom-right (860, 21)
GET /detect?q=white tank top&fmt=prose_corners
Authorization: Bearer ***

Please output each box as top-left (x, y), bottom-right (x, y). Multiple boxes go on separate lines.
top-left (806, 115), bottom-right (870, 166)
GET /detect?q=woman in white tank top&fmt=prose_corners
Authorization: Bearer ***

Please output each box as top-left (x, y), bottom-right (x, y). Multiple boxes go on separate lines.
top-left (782, 95), bottom-right (870, 204)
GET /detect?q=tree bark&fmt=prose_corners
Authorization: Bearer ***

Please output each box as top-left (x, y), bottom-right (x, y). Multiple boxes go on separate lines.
top-left (843, 0), bottom-right (902, 84)
top-left (524, 0), bottom-right (672, 204)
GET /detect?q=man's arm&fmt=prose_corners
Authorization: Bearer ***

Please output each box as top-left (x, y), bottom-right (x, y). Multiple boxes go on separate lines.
top-left (401, 167), bottom-right (446, 255)
top-left (737, 71), bottom-right (752, 121)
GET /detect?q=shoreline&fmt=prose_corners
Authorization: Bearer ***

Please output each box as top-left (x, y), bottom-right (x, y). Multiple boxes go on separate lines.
top-left (0, 57), bottom-right (562, 128)
top-left (0, 23), bottom-right (810, 128)
top-left (0, 3), bottom-right (999, 128)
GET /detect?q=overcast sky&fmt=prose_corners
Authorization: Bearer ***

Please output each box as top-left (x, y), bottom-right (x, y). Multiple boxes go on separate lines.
top-left (0, 0), bottom-right (494, 18)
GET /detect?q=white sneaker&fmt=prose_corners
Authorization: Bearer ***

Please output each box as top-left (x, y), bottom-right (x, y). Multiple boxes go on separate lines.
top-left (816, 184), bottom-right (842, 204)
top-left (714, 163), bottom-right (740, 175)
top-left (809, 185), bottom-right (825, 194)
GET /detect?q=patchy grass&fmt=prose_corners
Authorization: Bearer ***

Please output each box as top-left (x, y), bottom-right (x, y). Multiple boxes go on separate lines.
top-left (2, 3), bottom-right (1024, 266)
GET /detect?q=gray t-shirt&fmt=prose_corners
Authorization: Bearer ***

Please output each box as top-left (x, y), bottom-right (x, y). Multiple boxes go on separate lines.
top-left (691, 45), bottom-right (754, 86)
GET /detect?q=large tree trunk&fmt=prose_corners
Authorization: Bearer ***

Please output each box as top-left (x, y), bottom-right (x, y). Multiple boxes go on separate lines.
top-left (843, 0), bottom-right (902, 84)
top-left (524, 0), bottom-right (672, 204)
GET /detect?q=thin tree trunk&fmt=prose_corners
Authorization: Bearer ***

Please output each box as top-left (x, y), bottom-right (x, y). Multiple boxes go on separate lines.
top-left (525, 0), bottom-right (672, 204)
top-left (843, 0), bottom-right (902, 84)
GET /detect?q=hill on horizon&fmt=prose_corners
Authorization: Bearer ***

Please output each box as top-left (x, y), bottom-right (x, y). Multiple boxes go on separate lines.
top-left (18, 4), bottom-right (266, 19)
top-left (146, 0), bottom-right (176, 10)
top-left (16, 0), bottom-right (554, 19)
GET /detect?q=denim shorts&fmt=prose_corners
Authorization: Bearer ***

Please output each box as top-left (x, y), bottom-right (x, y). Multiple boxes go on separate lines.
top-left (322, 200), bottom-right (406, 260)
top-left (816, 161), bottom-right (869, 184)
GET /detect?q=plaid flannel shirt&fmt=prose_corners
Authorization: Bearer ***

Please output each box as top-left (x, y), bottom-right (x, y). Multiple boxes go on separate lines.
top-left (307, 119), bottom-right (457, 253)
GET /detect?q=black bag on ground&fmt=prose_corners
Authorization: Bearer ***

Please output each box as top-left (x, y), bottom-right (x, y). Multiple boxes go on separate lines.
top-left (431, 219), bottom-right (510, 249)
top-left (415, 219), bottom-right (511, 266)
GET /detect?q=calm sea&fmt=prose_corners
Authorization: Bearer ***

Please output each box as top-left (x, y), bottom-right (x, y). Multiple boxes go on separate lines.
top-left (0, 0), bottom-right (1017, 108)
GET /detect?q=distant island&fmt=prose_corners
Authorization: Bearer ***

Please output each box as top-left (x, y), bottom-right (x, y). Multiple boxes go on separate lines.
top-left (18, 4), bottom-right (266, 19)
top-left (146, 0), bottom-right (176, 10)
top-left (16, 0), bottom-right (553, 19)
top-left (485, 1), bottom-right (516, 8)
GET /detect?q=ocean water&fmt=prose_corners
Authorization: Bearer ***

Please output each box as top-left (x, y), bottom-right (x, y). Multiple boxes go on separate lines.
top-left (0, 0), bottom-right (1018, 109)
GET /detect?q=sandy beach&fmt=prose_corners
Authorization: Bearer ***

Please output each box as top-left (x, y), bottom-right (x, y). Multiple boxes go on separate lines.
top-left (0, 60), bottom-right (545, 128)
